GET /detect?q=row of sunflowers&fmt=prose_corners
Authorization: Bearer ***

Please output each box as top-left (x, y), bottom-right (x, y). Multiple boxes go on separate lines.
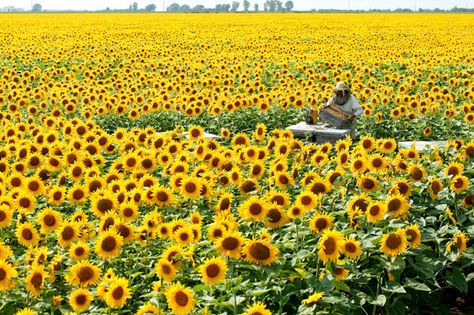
top-left (0, 114), bottom-right (472, 314)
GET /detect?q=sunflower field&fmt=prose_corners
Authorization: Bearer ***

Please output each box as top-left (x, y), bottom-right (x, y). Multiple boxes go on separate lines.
top-left (0, 12), bottom-right (473, 315)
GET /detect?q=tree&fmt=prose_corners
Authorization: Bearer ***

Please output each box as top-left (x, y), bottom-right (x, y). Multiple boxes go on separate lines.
top-left (243, 0), bottom-right (250, 11)
top-left (144, 4), bottom-right (157, 11)
top-left (167, 3), bottom-right (180, 11)
top-left (132, 2), bottom-right (138, 11)
top-left (192, 4), bottom-right (205, 11)
top-left (254, 3), bottom-right (259, 11)
top-left (180, 4), bottom-right (190, 11)
top-left (32, 3), bottom-right (42, 11)
top-left (284, 0), bottom-right (293, 11)
top-left (231, 1), bottom-right (240, 11)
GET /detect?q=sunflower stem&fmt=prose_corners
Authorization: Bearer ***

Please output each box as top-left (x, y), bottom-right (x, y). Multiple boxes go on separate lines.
top-left (295, 219), bottom-right (300, 252)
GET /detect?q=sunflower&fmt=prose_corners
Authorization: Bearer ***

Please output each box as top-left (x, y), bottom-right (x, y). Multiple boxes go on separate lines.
top-left (231, 133), bottom-right (250, 147)
top-left (366, 201), bottom-right (387, 223)
top-left (48, 186), bottom-right (66, 205)
top-left (273, 171), bottom-right (294, 190)
top-left (237, 197), bottom-right (268, 221)
top-left (404, 224), bottom-right (421, 249)
top-left (118, 201), bottom-right (139, 221)
top-left (463, 194), bottom-right (474, 208)
top-left (165, 283), bottom-right (196, 315)
top-left (302, 291), bottom-right (324, 305)
top-left (16, 222), bottom-right (39, 247)
top-left (295, 191), bottom-right (318, 211)
top-left (16, 191), bottom-right (36, 215)
top-left (408, 164), bottom-right (426, 182)
top-left (154, 186), bottom-right (174, 207)
top-left (69, 242), bottom-right (90, 261)
top-left (390, 179), bottom-right (412, 197)
top-left (0, 205), bottom-right (13, 229)
top-left (264, 206), bottom-right (289, 229)
top-left (254, 123), bottom-right (267, 142)
top-left (350, 156), bottom-right (368, 174)
top-left (91, 192), bottom-right (117, 217)
top-left (444, 162), bottom-right (463, 177)
top-left (14, 308), bottom-right (37, 315)
top-left (287, 204), bottom-right (305, 219)
top-left (188, 125), bottom-right (204, 140)
top-left (214, 193), bottom-right (233, 212)
top-left (428, 178), bottom-right (444, 199)
top-left (334, 267), bottom-right (350, 280)
top-left (155, 258), bottom-right (177, 282)
top-left (199, 256), bottom-right (228, 286)
top-left (357, 175), bottom-right (379, 192)
top-left (68, 184), bottom-right (88, 204)
top-left (25, 176), bottom-right (44, 196)
top-left (57, 221), bottom-right (80, 247)
top-left (25, 265), bottom-right (47, 297)
top-left (342, 237), bottom-right (363, 259)
top-left (95, 229), bottom-right (123, 259)
top-left (105, 277), bottom-right (130, 309)
top-left (326, 168), bottom-right (346, 185)
top-left (37, 207), bottom-right (62, 234)
top-left (249, 161), bottom-right (265, 178)
top-left (307, 177), bottom-right (331, 195)
top-left (450, 175), bottom-right (469, 193)
top-left (378, 139), bottom-right (397, 154)
top-left (215, 232), bottom-right (244, 259)
top-left (380, 229), bottom-right (408, 257)
top-left (368, 154), bottom-right (388, 173)
top-left (244, 239), bottom-right (279, 266)
top-left (207, 223), bottom-right (227, 242)
top-left (180, 177), bottom-right (202, 200)
top-left (69, 288), bottom-right (93, 313)
top-left (386, 194), bottom-right (410, 218)
top-left (242, 302), bottom-right (272, 315)
top-left (174, 226), bottom-right (194, 245)
top-left (239, 178), bottom-right (259, 195)
top-left (310, 213), bottom-right (333, 234)
top-left (0, 259), bottom-right (17, 292)
top-left (136, 302), bottom-right (159, 315)
top-left (446, 232), bottom-right (467, 255)
top-left (65, 260), bottom-right (101, 287)
top-left (318, 229), bottom-right (344, 263)
top-left (0, 242), bottom-right (13, 260)
top-left (359, 136), bottom-right (376, 152)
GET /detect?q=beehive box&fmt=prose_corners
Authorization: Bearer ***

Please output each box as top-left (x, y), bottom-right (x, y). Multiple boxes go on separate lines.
top-left (286, 122), bottom-right (350, 144)
top-left (319, 105), bottom-right (353, 129)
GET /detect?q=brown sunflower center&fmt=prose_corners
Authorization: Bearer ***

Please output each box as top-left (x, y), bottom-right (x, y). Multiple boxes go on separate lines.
top-left (222, 237), bottom-right (239, 251)
top-left (28, 182), bottom-right (40, 191)
top-left (411, 168), bottom-right (423, 180)
top-left (123, 208), bottom-right (134, 217)
top-left (430, 181), bottom-right (441, 194)
top-left (315, 218), bottom-right (328, 231)
top-left (454, 178), bottom-right (464, 188)
top-left (206, 263), bottom-right (220, 278)
top-left (323, 237), bottom-right (337, 255)
top-left (62, 226), bottom-right (75, 241)
top-left (267, 209), bottom-right (282, 223)
top-left (112, 286), bottom-right (124, 300)
top-left (76, 294), bottom-right (87, 305)
top-left (386, 234), bottom-right (402, 249)
top-left (19, 198), bottom-right (31, 209)
top-left (345, 242), bottom-right (356, 253)
top-left (311, 182), bottom-right (326, 194)
top-left (406, 230), bottom-right (417, 243)
top-left (0, 268), bottom-right (6, 281)
top-left (73, 190), bottom-right (85, 200)
top-left (219, 198), bottom-right (230, 211)
top-left (97, 199), bottom-right (113, 213)
top-left (387, 199), bottom-right (401, 212)
top-left (22, 228), bottom-right (33, 240)
top-left (363, 179), bottom-right (375, 189)
top-left (370, 205), bottom-right (381, 216)
top-left (31, 273), bottom-right (43, 289)
top-left (363, 140), bottom-right (372, 149)
top-left (301, 196), bottom-right (312, 206)
top-left (43, 214), bottom-right (56, 227)
top-left (162, 264), bottom-right (171, 275)
top-left (249, 203), bottom-right (262, 215)
top-left (78, 266), bottom-right (94, 282)
top-left (249, 242), bottom-right (271, 260)
top-left (241, 180), bottom-right (256, 193)
top-left (0, 210), bottom-right (6, 222)
top-left (75, 247), bottom-right (85, 257)
top-left (156, 191), bottom-right (169, 202)
top-left (184, 182), bottom-right (197, 193)
top-left (101, 236), bottom-right (117, 252)
top-left (175, 291), bottom-right (189, 306)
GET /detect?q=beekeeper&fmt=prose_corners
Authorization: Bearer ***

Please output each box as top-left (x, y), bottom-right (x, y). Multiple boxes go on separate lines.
top-left (323, 82), bottom-right (363, 138)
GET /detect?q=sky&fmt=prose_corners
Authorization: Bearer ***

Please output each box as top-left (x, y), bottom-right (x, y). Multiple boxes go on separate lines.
top-left (1, 0), bottom-right (472, 11)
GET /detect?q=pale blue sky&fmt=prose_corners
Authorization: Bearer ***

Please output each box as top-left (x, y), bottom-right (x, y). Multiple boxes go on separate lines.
top-left (1, 0), bottom-right (472, 11)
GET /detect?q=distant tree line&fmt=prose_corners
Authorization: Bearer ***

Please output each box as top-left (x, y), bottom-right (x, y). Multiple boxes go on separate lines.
top-left (313, 7), bottom-right (474, 13)
top-left (166, 0), bottom-right (294, 12)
